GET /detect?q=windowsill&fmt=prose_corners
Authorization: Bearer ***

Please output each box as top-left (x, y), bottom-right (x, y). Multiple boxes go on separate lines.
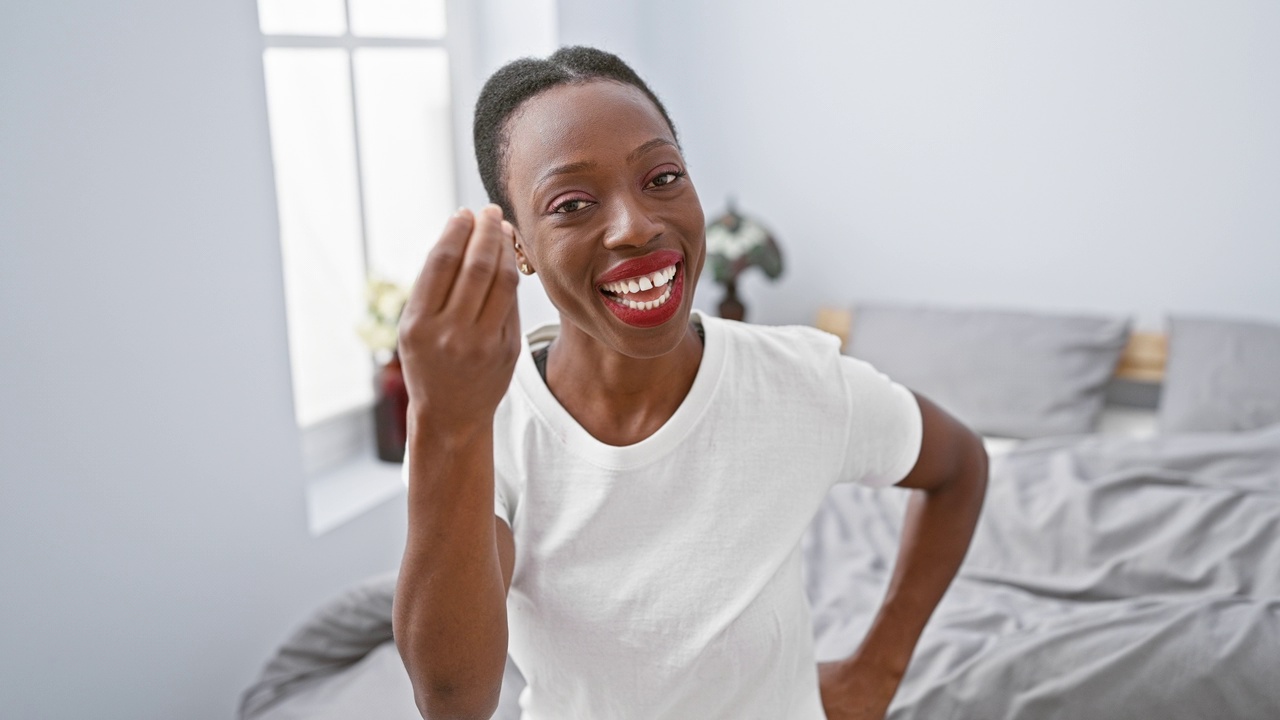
top-left (305, 453), bottom-right (405, 536)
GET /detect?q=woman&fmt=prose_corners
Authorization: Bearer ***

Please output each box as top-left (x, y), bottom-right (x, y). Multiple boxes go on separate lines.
top-left (393, 46), bottom-right (987, 720)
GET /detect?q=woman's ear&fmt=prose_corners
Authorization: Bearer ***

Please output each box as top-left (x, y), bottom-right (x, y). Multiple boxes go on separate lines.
top-left (511, 225), bottom-right (535, 276)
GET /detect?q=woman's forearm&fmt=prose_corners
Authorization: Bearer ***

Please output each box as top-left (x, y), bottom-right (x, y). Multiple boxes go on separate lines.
top-left (858, 442), bottom-right (988, 677)
top-left (393, 412), bottom-right (509, 720)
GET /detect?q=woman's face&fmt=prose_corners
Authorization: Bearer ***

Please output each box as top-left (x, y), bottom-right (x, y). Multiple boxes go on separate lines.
top-left (503, 79), bottom-right (705, 358)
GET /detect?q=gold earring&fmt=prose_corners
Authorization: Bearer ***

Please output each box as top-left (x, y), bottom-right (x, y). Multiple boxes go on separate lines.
top-left (513, 238), bottom-right (532, 274)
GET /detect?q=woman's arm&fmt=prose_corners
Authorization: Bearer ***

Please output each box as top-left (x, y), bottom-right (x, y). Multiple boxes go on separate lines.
top-left (819, 392), bottom-right (988, 720)
top-left (393, 205), bottom-right (521, 720)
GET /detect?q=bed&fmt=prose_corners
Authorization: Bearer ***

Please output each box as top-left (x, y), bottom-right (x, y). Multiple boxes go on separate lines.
top-left (240, 306), bottom-right (1280, 720)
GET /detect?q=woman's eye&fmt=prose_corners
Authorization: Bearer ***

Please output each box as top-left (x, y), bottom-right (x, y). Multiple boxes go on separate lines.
top-left (649, 170), bottom-right (685, 188)
top-left (552, 198), bottom-right (592, 214)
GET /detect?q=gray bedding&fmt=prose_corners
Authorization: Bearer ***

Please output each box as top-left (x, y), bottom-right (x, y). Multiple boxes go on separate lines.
top-left (243, 425), bottom-right (1280, 719)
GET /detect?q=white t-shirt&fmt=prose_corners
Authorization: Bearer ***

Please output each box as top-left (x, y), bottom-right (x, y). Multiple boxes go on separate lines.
top-left (490, 312), bottom-right (922, 720)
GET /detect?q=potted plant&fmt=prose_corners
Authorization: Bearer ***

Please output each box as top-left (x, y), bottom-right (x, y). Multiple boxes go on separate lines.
top-left (357, 278), bottom-right (410, 463)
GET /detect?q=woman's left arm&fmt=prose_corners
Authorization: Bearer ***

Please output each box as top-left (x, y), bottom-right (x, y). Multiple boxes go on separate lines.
top-left (818, 391), bottom-right (988, 720)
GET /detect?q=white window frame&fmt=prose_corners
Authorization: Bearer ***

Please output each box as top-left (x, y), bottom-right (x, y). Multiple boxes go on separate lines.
top-left (259, 1), bottom-right (472, 480)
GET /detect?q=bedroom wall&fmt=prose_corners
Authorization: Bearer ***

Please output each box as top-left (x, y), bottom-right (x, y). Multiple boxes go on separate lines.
top-left (564, 1), bottom-right (1280, 330)
top-left (0, 3), bottom-right (410, 719)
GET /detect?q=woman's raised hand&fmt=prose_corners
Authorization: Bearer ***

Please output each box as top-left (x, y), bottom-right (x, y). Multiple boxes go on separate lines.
top-left (397, 204), bottom-right (522, 431)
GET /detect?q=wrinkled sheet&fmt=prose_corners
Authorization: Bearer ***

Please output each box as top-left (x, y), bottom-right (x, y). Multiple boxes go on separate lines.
top-left (807, 424), bottom-right (1280, 719)
top-left (244, 426), bottom-right (1280, 719)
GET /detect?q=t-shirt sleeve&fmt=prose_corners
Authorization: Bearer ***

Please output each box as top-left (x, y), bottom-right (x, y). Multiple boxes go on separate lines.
top-left (494, 468), bottom-right (515, 528)
top-left (492, 424), bottom-right (519, 528)
top-left (837, 355), bottom-right (923, 487)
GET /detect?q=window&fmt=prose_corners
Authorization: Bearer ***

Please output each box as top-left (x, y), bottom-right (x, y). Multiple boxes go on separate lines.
top-left (257, 0), bottom-right (456, 438)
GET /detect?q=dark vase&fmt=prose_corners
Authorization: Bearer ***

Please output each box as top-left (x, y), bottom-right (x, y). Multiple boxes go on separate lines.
top-left (718, 279), bottom-right (746, 321)
top-left (374, 352), bottom-right (409, 463)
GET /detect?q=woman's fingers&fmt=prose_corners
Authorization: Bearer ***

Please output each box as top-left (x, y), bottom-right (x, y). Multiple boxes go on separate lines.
top-left (412, 209), bottom-right (475, 315)
top-left (445, 205), bottom-right (506, 321)
top-left (405, 204), bottom-right (515, 330)
top-left (478, 219), bottom-right (521, 330)
top-left (397, 206), bottom-right (521, 425)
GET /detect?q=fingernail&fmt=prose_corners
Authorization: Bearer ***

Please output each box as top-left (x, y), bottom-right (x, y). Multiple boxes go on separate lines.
top-left (455, 207), bottom-right (469, 218)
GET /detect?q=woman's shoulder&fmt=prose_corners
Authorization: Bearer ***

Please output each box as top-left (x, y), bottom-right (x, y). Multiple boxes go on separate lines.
top-left (703, 314), bottom-right (843, 357)
top-left (702, 314), bottom-right (849, 390)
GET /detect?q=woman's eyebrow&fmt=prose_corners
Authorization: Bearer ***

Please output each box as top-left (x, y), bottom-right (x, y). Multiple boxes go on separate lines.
top-left (532, 138), bottom-right (679, 195)
top-left (627, 138), bottom-right (677, 163)
top-left (536, 161), bottom-right (594, 189)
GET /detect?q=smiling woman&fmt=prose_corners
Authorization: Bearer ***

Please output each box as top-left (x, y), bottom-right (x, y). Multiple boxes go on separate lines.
top-left (499, 76), bottom-right (705, 365)
top-left (391, 46), bottom-right (988, 720)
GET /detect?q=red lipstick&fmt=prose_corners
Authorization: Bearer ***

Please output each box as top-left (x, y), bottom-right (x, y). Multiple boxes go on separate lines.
top-left (595, 250), bottom-right (685, 329)
top-left (594, 249), bottom-right (685, 287)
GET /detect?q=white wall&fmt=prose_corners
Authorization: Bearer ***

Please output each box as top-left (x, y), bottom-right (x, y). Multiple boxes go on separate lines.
top-left (0, 3), bottom-right (407, 718)
top-left (557, 0), bottom-right (643, 71)
top-left (568, 1), bottom-right (1280, 329)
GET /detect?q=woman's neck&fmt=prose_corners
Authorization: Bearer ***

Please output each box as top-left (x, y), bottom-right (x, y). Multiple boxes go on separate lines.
top-left (544, 319), bottom-right (704, 447)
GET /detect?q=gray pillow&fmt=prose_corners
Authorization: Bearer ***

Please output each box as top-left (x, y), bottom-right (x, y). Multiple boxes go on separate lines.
top-left (847, 304), bottom-right (1129, 439)
top-left (1159, 316), bottom-right (1280, 433)
top-left (239, 572), bottom-right (398, 719)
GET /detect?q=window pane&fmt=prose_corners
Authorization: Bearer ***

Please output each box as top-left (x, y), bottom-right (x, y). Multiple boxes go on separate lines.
top-left (257, 0), bottom-right (347, 36)
top-left (354, 48), bottom-right (455, 287)
top-left (349, 0), bottom-right (446, 39)
top-left (263, 48), bottom-right (373, 426)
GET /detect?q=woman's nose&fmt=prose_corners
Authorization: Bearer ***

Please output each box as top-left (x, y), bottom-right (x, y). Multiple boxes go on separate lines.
top-left (602, 192), bottom-right (663, 250)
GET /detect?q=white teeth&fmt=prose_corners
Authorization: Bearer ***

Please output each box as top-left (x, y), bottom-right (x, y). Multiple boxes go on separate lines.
top-left (600, 264), bottom-right (678, 295)
top-left (609, 280), bottom-right (674, 311)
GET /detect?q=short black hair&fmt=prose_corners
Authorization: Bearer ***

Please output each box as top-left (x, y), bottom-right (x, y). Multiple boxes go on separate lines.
top-left (473, 46), bottom-right (679, 222)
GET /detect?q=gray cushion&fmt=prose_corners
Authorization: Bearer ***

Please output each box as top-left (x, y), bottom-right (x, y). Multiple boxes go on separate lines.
top-left (240, 573), bottom-right (398, 719)
top-left (1159, 316), bottom-right (1280, 433)
top-left (847, 304), bottom-right (1129, 438)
